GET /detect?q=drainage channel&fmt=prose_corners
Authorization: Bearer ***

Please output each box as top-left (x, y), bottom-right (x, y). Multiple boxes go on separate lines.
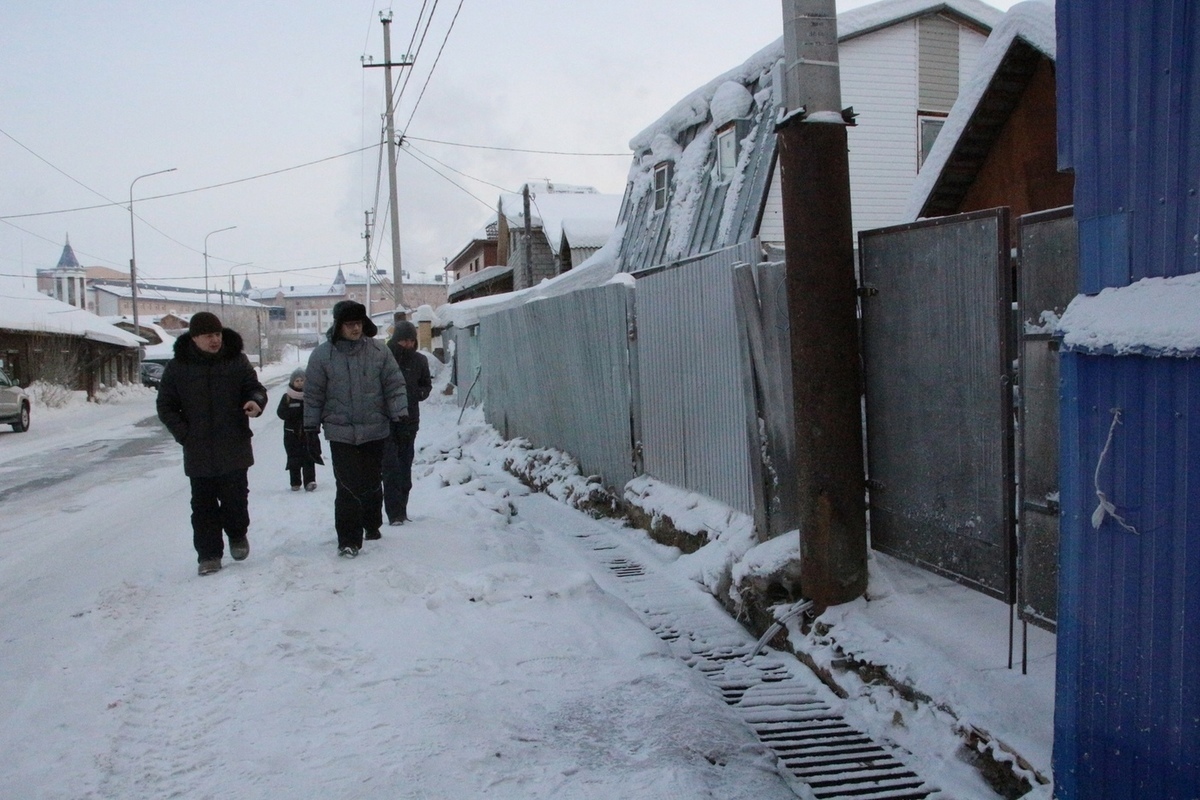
top-left (570, 529), bottom-right (938, 800)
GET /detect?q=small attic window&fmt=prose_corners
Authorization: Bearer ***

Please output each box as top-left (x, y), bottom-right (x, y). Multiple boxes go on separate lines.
top-left (918, 115), bottom-right (946, 168)
top-left (653, 162), bottom-right (672, 211)
top-left (715, 124), bottom-right (739, 182)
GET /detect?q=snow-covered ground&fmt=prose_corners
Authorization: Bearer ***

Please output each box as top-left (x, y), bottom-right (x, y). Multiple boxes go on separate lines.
top-left (0, 350), bottom-right (1056, 798)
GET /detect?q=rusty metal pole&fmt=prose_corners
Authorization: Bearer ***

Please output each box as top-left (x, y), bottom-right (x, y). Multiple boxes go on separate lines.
top-left (778, 0), bottom-right (867, 609)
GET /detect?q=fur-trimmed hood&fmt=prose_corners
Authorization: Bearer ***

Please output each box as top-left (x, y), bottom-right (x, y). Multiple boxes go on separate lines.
top-left (172, 327), bottom-right (246, 363)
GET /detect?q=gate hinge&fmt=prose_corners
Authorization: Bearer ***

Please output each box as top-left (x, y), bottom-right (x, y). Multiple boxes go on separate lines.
top-left (628, 321), bottom-right (638, 341)
top-left (857, 284), bottom-right (878, 298)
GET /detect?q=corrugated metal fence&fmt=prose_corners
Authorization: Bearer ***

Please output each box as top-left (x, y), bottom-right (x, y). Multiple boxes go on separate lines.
top-left (477, 282), bottom-right (637, 488)
top-left (455, 239), bottom-right (798, 535)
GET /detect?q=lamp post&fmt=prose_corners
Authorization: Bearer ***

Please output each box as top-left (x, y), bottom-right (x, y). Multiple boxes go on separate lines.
top-left (129, 167), bottom-right (176, 343)
top-left (204, 225), bottom-right (237, 307)
top-left (222, 262), bottom-right (252, 311)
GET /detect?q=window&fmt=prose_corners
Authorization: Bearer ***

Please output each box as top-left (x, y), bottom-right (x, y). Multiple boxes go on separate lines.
top-left (715, 125), bottom-right (738, 182)
top-left (919, 116), bottom-right (946, 168)
top-left (653, 162), bottom-right (672, 211)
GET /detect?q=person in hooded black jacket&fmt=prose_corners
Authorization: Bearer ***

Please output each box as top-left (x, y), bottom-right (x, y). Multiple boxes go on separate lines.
top-left (157, 312), bottom-right (268, 576)
top-left (382, 319), bottom-right (432, 524)
top-left (276, 367), bottom-right (322, 491)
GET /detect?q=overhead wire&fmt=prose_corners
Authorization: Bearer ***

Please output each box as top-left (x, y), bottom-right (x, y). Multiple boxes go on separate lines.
top-left (392, 0), bottom-right (437, 109)
top-left (0, 143), bottom-right (381, 221)
top-left (402, 134), bottom-right (630, 157)
top-left (399, 0), bottom-right (463, 134)
top-left (403, 140), bottom-right (512, 195)
top-left (398, 146), bottom-right (495, 211)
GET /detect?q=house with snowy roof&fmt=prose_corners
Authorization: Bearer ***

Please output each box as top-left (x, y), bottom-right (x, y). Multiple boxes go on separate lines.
top-left (0, 276), bottom-right (142, 396)
top-left (613, 0), bottom-right (1004, 271)
top-left (496, 181), bottom-right (623, 291)
top-left (905, 1), bottom-right (1069, 233)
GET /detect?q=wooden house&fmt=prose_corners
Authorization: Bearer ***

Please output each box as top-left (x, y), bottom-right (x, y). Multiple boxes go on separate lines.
top-left (905, 2), bottom-right (1070, 234)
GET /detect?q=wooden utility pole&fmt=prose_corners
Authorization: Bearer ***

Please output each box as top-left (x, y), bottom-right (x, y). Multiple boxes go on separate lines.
top-left (778, 0), bottom-right (867, 609)
top-left (364, 13), bottom-right (413, 311)
top-left (522, 184), bottom-right (534, 288)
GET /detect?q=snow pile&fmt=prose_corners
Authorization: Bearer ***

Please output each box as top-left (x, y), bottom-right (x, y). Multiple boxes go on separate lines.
top-left (1058, 271), bottom-right (1200, 356)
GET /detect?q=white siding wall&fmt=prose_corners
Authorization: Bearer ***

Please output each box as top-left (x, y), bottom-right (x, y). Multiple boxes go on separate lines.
top-left (842, 21), bottom-right (919, 237)
top-left (758, 160), bottom-right (786, 246)
top-left (958, 25), bottom-right (989, 86)
top-left (759, 16), bottom-right (994, 246)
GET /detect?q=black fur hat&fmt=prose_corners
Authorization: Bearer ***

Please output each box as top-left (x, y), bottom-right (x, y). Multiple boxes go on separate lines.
top-left (331, 300), bottom-right (378, 337)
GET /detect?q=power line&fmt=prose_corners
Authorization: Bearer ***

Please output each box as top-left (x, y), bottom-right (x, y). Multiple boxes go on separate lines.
top-left (401, 134), bottom-right (630, 157)
top-left (398, 146), bottom-right (494, 210)
top-left (393, 0), bottom-right (435, 108)
top-left (0, 143), bottom-right (381, 221)
top-left (400, 0), bottom-right (463, 134)
top-left (0, 127), bottom-right (122, 208)
top-left (403, 140), bottom-right (512, 195)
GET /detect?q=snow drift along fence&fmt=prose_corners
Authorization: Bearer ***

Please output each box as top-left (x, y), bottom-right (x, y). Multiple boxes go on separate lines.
top-left (477, 282), bottom-right (638, 490)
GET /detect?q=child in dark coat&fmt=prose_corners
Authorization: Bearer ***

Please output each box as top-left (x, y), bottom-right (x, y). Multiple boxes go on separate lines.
top-left (276, 368), bottom-right (323, 491)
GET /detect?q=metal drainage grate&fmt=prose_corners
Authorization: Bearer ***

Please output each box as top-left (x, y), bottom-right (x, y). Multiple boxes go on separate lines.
top-left (576, 533), bottom-right (939, 800)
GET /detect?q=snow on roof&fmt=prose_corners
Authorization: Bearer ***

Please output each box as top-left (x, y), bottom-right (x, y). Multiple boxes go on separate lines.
top-left (905, 1), bottom-right (1056, 220)
top-left (101, 315), bottom-right (177, 360)
top-left (0, 277), bottom-right (143, 348)
top-left (93, 282), bottom-right (267, 308)
top-left (245, 284), bottom-right (336, 301)
top-left (629, 40), bottom-right (782, 152)
top-left (561, 217), bottom-right (618, 250)
top-left (498, 183), bottom-right (623, 257)
top-left (1058, 271), bottom-right (1200, 357)
top-left (837, 0), bottom-right (1004, 42)
top-left (447, 264), bottom-right (513, 297)
top-left (629, 0), bottom-right (1005, 154)
top-left (440, 223), bottom-right (627, 330)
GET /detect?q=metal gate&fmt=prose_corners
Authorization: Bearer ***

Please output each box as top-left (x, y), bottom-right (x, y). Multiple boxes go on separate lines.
top-left (1016, 207), bottom-right (1077, 630)
top-left (859, 209), bottom-right (1016, 601)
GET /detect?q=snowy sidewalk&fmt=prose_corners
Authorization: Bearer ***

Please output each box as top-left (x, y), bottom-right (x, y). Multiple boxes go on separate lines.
top-left (0, 366), bottom-right (795, 799)
top-left (0, 357), bottom-right (1055, 798)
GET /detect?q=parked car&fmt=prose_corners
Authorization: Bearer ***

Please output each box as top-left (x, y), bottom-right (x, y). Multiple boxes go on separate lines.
top-left (140, 362), bottom-right (165, 388)
top-left (0, 366), bottom-right (30, 433)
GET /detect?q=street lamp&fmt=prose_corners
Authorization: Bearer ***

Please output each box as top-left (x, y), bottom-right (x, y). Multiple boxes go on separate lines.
top-left (222, 262), bottom-right (253, 311)
top-left (129, 167), bottom-right (176, 342)
top-left (204, 225), bottom-right (237, 307)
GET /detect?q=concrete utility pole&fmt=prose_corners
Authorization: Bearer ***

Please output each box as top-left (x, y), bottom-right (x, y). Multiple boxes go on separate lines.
top-left (363, 210), bottom-right (373, 317)
top-left (363, 13), bottom-right (413, 312)
top-left (778, 0), bottom-right (867, 609)
top-left (522, 184), bottom-right (534, 289)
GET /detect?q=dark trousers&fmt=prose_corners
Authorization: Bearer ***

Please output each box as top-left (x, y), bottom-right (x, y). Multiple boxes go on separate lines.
top-left (330, 439), bottom-right (385, 548)
top-left (382, 429), bottom-right (416, 522)
top-left (189, 470), bottom-right (250, 562)
top-left (289, 463), bottom-right (316, 487)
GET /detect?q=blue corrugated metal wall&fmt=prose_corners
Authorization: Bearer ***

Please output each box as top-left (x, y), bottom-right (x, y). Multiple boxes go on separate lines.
top-left (1055, 1), bottom-right (1200, 797)
top-left (1057, 0), bottom-right (1200, 292)
top-left (1056, 354), bottom-right (1200, 798)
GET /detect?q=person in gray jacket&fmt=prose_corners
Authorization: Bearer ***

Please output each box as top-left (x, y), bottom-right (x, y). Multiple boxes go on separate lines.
top-left (304, 301), bottom-right (408, 557)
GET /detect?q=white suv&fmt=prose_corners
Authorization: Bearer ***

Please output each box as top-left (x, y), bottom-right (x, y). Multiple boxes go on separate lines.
top-left (0, 366), bottom-right (30, 433)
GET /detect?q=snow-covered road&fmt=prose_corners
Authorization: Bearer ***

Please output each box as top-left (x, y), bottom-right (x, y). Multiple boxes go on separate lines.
top-left (0, 362), bottom-right (800, 799)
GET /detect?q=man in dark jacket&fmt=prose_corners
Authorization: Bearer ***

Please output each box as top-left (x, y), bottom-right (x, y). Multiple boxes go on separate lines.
top-left (383, 319), bottom-right (432, 525)
top-left (304, 301), bottom-right (407, 557)
top-left (157, 311), bottom-right (268, 576)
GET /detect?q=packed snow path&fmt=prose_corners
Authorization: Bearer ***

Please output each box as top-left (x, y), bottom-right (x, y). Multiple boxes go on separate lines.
top-left (0, 369), bottom-right (799, 799)
top-left (0, 363), bottom-right (944, 798)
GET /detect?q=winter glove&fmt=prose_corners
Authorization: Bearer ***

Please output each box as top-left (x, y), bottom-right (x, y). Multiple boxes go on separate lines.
top-left (304, 428), bottom-right (325, 465)
top-left (391, 416), bottom-right (417, 445)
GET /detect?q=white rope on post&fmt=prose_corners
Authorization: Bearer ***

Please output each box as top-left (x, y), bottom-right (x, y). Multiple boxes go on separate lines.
top-left (1091, 408), bottom-right (1139, 534)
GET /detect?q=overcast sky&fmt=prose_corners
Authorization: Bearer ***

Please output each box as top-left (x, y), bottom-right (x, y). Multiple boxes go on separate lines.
top-left (0, 0), bottom-right (1025, 295)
